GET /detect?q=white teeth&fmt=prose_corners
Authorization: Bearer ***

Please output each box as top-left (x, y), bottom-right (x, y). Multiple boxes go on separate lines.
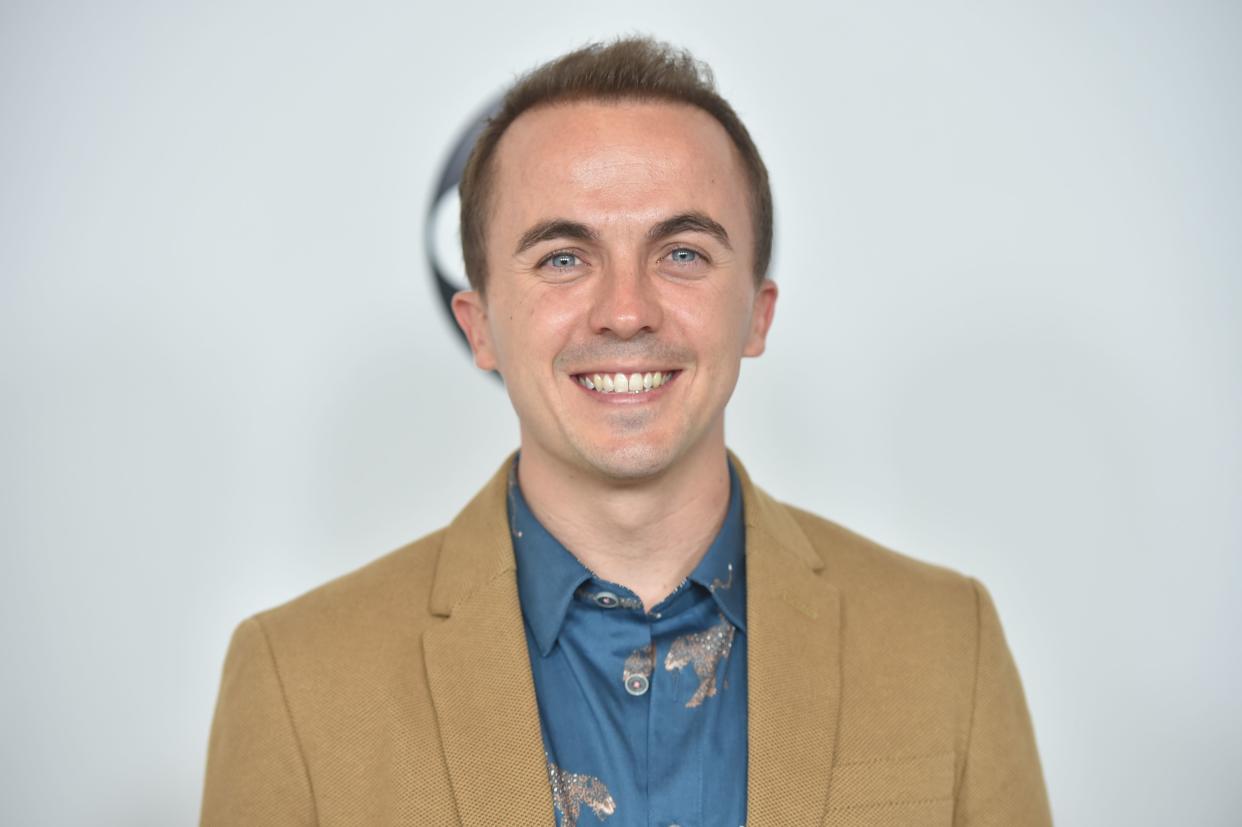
top-left (577, 370), bottom-right (675, 395)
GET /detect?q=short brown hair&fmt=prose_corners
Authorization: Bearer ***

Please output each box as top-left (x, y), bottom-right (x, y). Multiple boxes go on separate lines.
top-left (458, 36), bottom-right (773, 294)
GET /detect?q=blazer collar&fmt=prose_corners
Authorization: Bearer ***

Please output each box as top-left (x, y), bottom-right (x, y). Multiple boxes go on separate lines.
top-left (732, 451), bottom-right (843, 825)
top-left (422, 449), bottom-right (841, 826)
top-left (422, 452), bottom-right (552, 826)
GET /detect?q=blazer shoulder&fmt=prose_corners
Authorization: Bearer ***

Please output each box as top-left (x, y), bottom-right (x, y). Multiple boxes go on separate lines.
top-left (779, 500), bottom-right (976, 610)
top-left (250, 525), bottom-right (449, 647)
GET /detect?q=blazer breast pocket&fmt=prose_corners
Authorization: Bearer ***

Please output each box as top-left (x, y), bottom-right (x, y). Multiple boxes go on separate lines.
top-left (822, 751), bottom-right (956, 827)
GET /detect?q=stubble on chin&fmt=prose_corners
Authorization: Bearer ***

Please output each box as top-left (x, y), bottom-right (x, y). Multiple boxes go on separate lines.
top-left (568, 417), bottom-right (665, 481)
top-left (606, 407), bottom-right (657, 434)
top-left (577, 444), bottom-right (670, 482)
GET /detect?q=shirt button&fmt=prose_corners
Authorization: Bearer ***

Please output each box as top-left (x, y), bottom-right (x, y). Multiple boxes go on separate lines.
top-left (593, 591), bottom-right (619, 608)
top-left (624, 674), bottom-right (650, 696)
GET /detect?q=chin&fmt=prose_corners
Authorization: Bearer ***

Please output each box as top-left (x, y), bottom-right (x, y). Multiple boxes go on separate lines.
top-left (574, 439), bottom-right (678, 482)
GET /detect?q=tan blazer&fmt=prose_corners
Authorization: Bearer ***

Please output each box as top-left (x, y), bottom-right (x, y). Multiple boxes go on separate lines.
top-left (201, 451), bottom-right (1052, 826)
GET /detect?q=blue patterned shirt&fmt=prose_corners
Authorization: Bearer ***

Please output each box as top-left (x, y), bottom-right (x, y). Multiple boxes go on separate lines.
top-left (507, 454), bottom-right (748, 827)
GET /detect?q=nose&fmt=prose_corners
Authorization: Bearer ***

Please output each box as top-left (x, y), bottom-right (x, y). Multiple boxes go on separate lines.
top-left (587, 259), bottom-right (664, 339)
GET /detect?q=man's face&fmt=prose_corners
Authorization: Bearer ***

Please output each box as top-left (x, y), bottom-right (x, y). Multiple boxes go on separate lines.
top-left (453, 99), bottom-right (777, 482)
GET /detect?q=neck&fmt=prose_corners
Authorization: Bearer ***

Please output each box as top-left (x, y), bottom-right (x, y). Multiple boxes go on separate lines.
top-left (515, 427), bottom-right (732, 612)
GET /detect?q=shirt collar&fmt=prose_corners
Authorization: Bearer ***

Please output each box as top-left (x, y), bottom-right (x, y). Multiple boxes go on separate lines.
top-left (509, 453), bottom-right (747, 656)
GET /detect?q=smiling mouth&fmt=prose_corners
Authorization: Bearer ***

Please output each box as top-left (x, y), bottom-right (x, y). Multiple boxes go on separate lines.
top-left (571, 370), bottom-right (680, 395)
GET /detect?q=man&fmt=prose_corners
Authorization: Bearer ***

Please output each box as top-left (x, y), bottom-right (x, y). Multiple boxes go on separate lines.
top-left (201, 37), bottom-right (1052, 827)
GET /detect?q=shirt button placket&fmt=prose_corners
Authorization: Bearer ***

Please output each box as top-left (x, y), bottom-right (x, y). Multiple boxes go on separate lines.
top-left (622, 626), bottom-right (655, 697)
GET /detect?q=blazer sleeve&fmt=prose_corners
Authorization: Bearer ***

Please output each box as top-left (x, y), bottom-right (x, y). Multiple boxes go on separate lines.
top-left (200, 616), bottom-right (317, 826)
top-left (954, 578), bottom-right (1054, 826)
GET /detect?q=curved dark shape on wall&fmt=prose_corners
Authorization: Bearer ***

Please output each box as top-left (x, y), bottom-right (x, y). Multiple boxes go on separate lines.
top-left (425, 98), bottom-right (500, 355)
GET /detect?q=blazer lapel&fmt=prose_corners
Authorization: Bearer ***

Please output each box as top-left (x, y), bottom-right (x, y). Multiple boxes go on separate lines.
top-left (422, 453), bottom-right (555, 826)
top-left (422, 450), bottom-right (842, 826)
top-left (731, 452), bottom-right (843, 826)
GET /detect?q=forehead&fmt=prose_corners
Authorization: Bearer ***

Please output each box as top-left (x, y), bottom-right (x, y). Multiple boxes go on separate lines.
top-left (489, 99), bottom-right (750, 232)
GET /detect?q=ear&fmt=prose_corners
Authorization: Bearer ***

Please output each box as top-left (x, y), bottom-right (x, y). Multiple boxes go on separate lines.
top-left (742, 278), bottom-right (778, 358)
top-left (450, 289), bottom-right (498, 371)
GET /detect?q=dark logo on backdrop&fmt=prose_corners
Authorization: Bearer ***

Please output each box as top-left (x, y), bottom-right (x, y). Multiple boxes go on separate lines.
top-left (424, 99), bottom-right (500, 355)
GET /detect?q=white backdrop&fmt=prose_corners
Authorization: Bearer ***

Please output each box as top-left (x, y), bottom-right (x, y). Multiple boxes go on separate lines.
top-left (2, 1), bottom-right (1239, 824)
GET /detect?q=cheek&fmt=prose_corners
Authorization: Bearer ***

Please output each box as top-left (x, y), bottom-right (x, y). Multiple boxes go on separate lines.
top-left (493, 289), bottom-right (582, 373)
top-left (533, 291), bottom-right (583, 332)
top-left (669, 290), bottom-right (753, 358)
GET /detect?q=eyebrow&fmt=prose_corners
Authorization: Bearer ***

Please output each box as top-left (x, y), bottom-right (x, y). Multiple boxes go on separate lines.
top-left (512, 211), bottom-right (733, 256)
top-left (514, 220), bottom-right (599, 256)
top-left (646, 212), bottom-right (732, 250)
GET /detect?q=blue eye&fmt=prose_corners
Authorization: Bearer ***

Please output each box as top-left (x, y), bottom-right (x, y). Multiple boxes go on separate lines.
top-left (667, 248), bottom-right (700, 264)
top-left (545, 252), bottom-right (581, 268)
